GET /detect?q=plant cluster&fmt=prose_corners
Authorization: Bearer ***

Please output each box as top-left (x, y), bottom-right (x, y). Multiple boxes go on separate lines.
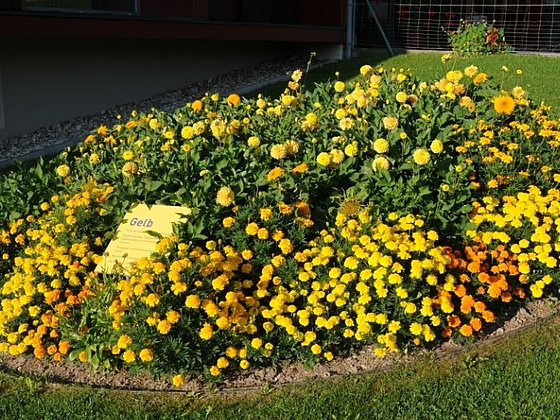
top-left (447, 19), bottom-right (512, 56)
top-left (1, 58), bottom-right (560, 384)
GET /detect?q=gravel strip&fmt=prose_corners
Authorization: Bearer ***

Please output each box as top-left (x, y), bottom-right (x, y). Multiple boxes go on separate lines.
top-left (0, 54), bottom-right (313, 168)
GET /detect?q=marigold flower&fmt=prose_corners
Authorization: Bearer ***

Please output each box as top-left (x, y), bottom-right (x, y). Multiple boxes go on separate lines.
top-left (199, 323), bottom-right (213, 340)
top-left (412, 148), bottom-right (430, 166)
top-left (382, 116), bottom-right (398, 130)
top-left (216, 186), bottom-right (235, 207)
top-left (317, 152), bottom-right (332, 167)
top-left (123, 349), bottom-right (136, 363)
top-left (494, 95), bottom-right (516, 115)
top-left (334, 81), bottom-right (345, 92)
top-left (270, 144), bottom-right (287, 160)
top-left (56, 165), bottom-right (71, 177)
top-left (226, 93), bottom-right (241, 107)
top-left (267, 167), bottom-right (284, 182)
top-left (373, 138), bottom-right (389, 154)
top-left (372, 156), bottom-right (390, 171)
top-left (430, 139), bottom-right (444, 154)
top-left (172, 374), bottom-right (185, 387)
top-left (121, 162), bottom-right (138, 176)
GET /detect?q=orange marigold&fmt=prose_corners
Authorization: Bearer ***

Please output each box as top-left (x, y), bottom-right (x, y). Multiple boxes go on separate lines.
top-left (494, 95), bottom-right (516, 115)
top-left (459, 324), bottom-right (473, 337)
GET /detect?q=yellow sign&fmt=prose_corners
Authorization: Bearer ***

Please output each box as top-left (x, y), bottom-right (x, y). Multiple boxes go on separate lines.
top-left (95, 203), bottom-right (191, 274)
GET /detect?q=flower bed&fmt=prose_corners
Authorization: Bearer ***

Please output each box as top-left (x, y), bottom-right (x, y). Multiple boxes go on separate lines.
top-left (1, 58), bottom-right (559, 384)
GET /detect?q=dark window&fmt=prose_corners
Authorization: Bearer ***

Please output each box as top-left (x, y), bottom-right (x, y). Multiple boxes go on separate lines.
top-left (21, 0), bottom-right (138, 13)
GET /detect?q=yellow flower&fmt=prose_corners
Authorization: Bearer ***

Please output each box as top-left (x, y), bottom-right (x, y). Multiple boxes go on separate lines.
top-left (222, 217), bottom-right (235, 228)
top-left (247, 136), bottom-right (260, 148)
top-left (139, 348), bottom-right (154, 362)
top-left (56, 165), bottom-right (70, 177)
top-left (240, 360), bottom-right (250, 369)
top-left (267, 167), bottom-right (284, 182)
top-left (412, 148), bottom-right (430, 166)
top-left (122, 349), bottom-right (136, 363)
top-left (430, 139), bottom-right (444, 154)
top-left (216, 186), bottom-right (235, 207)
top-left (246, 222), bottom-right (259, 236)
top-left (464, 65), bottom-right (479, 78)
top-left (382, 116), bottom-right (398, 130)
top-left (494, 95), bottom-right (516, 115)
top-left (227, 93), bottom-right (241, 107)
top-left (292, 162), bottom-right (309, 174)
top-left (181, 126), bottom-right (194, 139)
top-left (372, 156), bottom-right (390, 172)
top-left (395, 91), bottom-right (407, 103)
top-left (270, 144), bottom-right (287, 160)
top-left (172, 374), bottom-right (185, 387)
top-left (373, 138), bottom-right (389, 154)
top-left (330, 149), bottom-right (345, 164)
top-left (122, 150), bottom-right (134, 161)
top-left (121, 162), bottom-right (138, 176)
top-left (334, 81), bottom-right (345, 92)
top-left (473, 72), bottom-right (488, 85)
top-left (344, 142), bottom-right (359, 157)
top-left (89, 153), bottom-right (100, 165)
top-left (117, 334), bottom-right (132, 349)
top-left (185, 294), bottom-right (201, 309)
top-left (317, 152), bottom-right (332, 167)
top-left (199, 323), bottom-right (213, 340)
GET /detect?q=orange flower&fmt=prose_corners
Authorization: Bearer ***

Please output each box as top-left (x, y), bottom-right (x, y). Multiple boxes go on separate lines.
top-left (501, 292), bottom-right (512, 303)
top-left (291, 162), bottom-right (309, 174)
top-left (470, 318), bottom-right (482, 331)
top-left (454, 284), bottom-right (467, 297)
top-left (459, 324), bottom-right (473, 337)
top-left (294, 202), bottom-right (311, 218)
top-left (191, 100), bottom-right (203, 111)
top-left (488, 283), bottom-right (502, 299)
top-left (447, 315), bottom-right (461, 328)
top-left (227, 93), bottom-right (241, 107)
top-left (513, 287), bottom-right (526, 299)
top-left (478, 272), bottom-right (490, 283)
top-left (474, 300), bottom-right (486, 313)
top-left (482, 310), bottom-right (495, 323)
top-left (467, 261), bottom-right (481, 273)
top-left (442, 327), bottom-right (452, 338)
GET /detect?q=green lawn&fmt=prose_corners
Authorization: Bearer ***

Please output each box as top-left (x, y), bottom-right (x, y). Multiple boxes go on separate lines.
top-left (1, 312), bottom-right (559, 419)
top-left (2, 51), bottom-right (560, 419)
top-left (256, 50), bottom-right (560, 118)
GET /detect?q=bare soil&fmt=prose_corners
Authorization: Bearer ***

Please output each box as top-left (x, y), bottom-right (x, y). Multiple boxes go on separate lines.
top-left (0, 298), bottom-right (558, 394)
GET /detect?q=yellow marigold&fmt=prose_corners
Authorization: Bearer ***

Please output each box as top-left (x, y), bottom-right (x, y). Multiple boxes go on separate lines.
top-left (89, 153), bottom-right (100, 165)
top-left (494, 95), bottom-right (516, 115)
top-left (222, 217), bottom-right (235, 228)
top-left (121, 162), bottom-right (138, 177)
top-left (267, 167), bottom-right (284, 182)
top-left (412, 148), bottom-right (431, 166)
top-left (157, 319), bottom-right (172, 335)
top-left (122, 349), bottom-right (136, 363)
top-left (247, 136), bottom-right (260, 148)
top-left (464, 65), bottom-right (479, 78)
top-left (270, 144), bottom-right (287, 160)
top-left (56, 164), bottom-right (70, 177)
top-left (373, 138), bottom-right (389, 154)
top-left (185, 294), bottom-right (201, 309)
top-left (512, 86), bottom-right (525, 99)
top-left (227, 93), bottom-right (241, 107)
top-left (139, 348), bottom-right (154, 362)
top-left (199, 323), bottom-right (213, 340)
top-left (372, 156), bottom-right (390, 172)
top-left (292, 162), bottom-right (309, 174)
top-left (317, 152), bottom-right (332, 167)
top-left (291, 69), bottom-right (303, 82)
top-left (382, 116), bottom-right (398, 130)
top-left (191, 100), bottom-right (203, 111)
top-left (216, 186), bottom-right (235, 207)
top-left (395, 91), bottom-right (408, 103)
top-left (122, 150), bottom-right (134, 161)
top-left (246, 222), bottom-right (259, 236)
top-left (240, 359), bottom-right (250, 369)
top-left (430, 139), bottom-right (444, 154)
top-left (181, 126), bottom-right (194, 139)
top-left (117, 334), bottom-right (132, 349)
top-left (344, 142), bottom-right (359, 157)
top-left (473, 72), bottom-right (488, 85)
top-left (330, 149), bottom-right (345, 164)
top-left (278, 238), bottom-right (293, 254)
top-left (172, 374), bottom-right (185, 387)
top-left (334, 81), bottom-right (345, 92)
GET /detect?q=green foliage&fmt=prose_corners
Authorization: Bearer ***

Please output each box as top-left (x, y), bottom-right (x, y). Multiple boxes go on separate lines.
top-left (447, 19), bottom-right (512, 56)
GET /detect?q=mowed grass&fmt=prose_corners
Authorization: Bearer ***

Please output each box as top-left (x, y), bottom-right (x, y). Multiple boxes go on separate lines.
top-left (2, 51), bottom-right (560, 419)
top-left (257, 50), bottom-right (560, 118)
top-left (1, 312), bottom-right (559, 419)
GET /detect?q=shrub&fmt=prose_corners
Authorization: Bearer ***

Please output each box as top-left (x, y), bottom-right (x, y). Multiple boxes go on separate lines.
top-left (447, 19), bottom-right (512, 56)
